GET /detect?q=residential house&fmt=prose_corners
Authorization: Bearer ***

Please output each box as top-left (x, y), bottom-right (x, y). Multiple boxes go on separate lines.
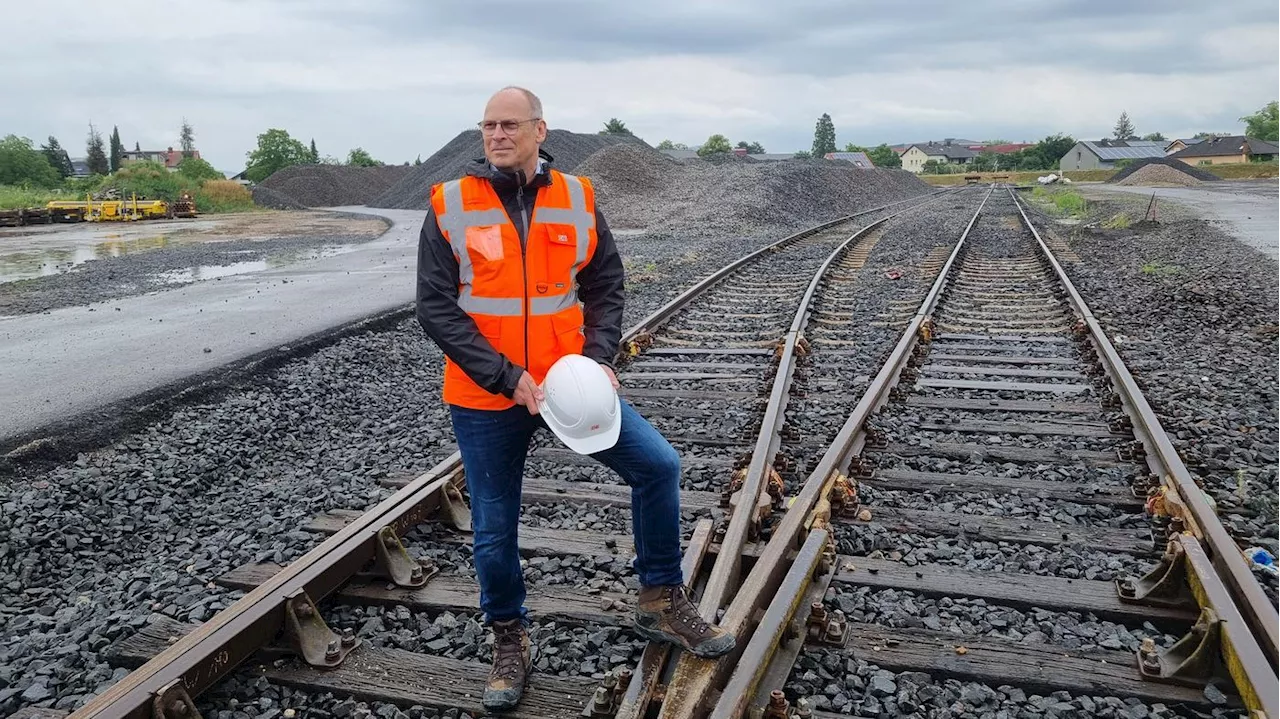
top-left (121, 146), bottom-right (202, 170)
top-left (1168, 136), bottom-right (1278, 165)
top-left (68, 158), bottom-right (92, 178)
top-left (901, 142), bottom-right (976, 173)
top-left (747, 153), bottom-right (795, 162)
top-left (824, 151), bottom-right (875, 167)
top-left (890, 138), bottom-right (981, 155)
top-left (1058, 139), bottom-right (1165, 171)
top-left (1163, 138), bottom-right (1205, 155)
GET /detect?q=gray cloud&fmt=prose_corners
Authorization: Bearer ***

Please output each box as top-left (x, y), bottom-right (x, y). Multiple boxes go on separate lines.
top-left (1, 0), bottom-right (1274, 173)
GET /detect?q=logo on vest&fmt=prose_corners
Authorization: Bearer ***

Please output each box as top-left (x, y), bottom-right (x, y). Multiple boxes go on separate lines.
top-left (536, 282), bottom-right (549, 294)
top-left (557, 234), bottom-right (569, 243)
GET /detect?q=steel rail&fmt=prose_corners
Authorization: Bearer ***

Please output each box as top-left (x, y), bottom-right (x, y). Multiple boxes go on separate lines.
top-left (71, 189), bottom-right (949, 719)
top-left (1009, 188), bottom-right (1278, 717)
top-left (656, 187), bottom-right (996, 719)
top-left (697, 194), bottom-right (950, 619)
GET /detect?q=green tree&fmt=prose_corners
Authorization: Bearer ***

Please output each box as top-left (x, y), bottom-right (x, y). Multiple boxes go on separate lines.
top-left (177, 157), bottom-right (224, 182)
top-left (85, 123), bottom-right (109, 175)
top-left (109, 126), bottom-right (124, 172)
top-left (414, 154), bottom-right (422, 165)
top-left (922, 159), bottom-right (944, 174)
top-left (736, 140), bottom-right (765, 153)
top-left (1240, 101), bottom-right (1279, 141)
top-left (844, 142), bottom-right (861, 152)
top-left (600, 118), bottom-right (634, 136)
top-left (811, 113), bottom-right (837, 158)
top-left (866, 144), bottom-right (901, 168)
top-left (793, 150), bottom-right (812, 159)
top-left (1113, 111), bottom-right (1137, 140)
top-left (656, 139), bottom-right (675, 150)
top-left (244, 128), bottom-right (310, 182)
top-left (1142, 132), bottom-right (1167, 142)
top-left (0, 135), bottom-right (61, 187)
top-left (40, 136), bottom-right (73, 178)
top-left (1017, 133), bottom-right (1076, 170)
top-left (180, 118), bottom-right (195, 155)
top-left (346, 147), bottom-right (383, 167)
top-left (696, 134), bottom-right (732, 157)
top-left (309, 138), bottom-right (319, 163)
top-left (134, 141), bottom-right (141, 152)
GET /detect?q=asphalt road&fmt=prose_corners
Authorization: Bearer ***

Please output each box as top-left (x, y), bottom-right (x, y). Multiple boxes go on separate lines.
top-left (1088, 180), bottom-right (1278, 261)
top-left (0, 208), bottom-right (426, 444)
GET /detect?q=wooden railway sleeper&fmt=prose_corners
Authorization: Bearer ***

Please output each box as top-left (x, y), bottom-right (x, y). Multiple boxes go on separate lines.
top-left (283, 590), bottom-right (359, 668)
top-left (1138, 607), bottom-right (1230, 689)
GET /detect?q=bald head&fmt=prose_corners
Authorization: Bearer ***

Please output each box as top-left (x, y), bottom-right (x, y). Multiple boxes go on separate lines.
top-left (481, 86), bottom-right (548, 179)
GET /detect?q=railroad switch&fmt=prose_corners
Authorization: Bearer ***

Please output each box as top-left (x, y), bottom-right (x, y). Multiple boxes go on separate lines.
top-left (370, 526), bottom-right (437, 588)
top-left (282, 590), bottom-right (359, 668)
top-left (440, 482), bottom-right (473, 533)
top-left (1116, 540), bottom-right (1195, 609)
top-left (152, 680), bottom-right (202, 719)
top-left (1136, 607), bottom-right (1228, 688)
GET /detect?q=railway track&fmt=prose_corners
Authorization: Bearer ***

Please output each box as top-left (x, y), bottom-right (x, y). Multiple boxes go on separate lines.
top-left (57, 189), bottom-right (964, 719)
top-left (38, 185), bottom-right (1277, 719)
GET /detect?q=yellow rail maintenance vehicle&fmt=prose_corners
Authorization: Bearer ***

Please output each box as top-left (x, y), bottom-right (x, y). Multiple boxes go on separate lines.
top-left (44, 193), bottom-right (197, 223)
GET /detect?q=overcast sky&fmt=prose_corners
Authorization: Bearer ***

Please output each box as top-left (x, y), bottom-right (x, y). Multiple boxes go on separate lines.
top-left (5, 0), bottom-right (1277, 172)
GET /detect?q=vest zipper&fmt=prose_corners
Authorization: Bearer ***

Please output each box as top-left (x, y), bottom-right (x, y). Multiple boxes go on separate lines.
top-left (517, 184), bottom-right (530, 372)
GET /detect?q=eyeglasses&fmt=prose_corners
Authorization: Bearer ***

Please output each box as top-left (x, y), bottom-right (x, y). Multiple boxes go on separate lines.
top-left (477, 118), bottom-right (541, 136)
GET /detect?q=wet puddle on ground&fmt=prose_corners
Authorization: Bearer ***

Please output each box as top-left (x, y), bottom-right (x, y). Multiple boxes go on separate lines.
top-left (0, 240), bottom-right (358, 285)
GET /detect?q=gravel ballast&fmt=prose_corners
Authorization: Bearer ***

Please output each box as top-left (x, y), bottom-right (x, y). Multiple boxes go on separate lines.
top-left (257, 165), bottom-right (415, 208)
top-left (1043, 199), bottom-right (1279, 597)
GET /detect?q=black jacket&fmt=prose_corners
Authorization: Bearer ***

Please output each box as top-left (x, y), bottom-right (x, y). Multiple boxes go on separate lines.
top-left (416, 152), bottom-right (625, 400)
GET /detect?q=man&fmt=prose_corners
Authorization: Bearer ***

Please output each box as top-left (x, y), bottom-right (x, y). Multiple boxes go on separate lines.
top-left (416, 86), bottom-right (735, 711)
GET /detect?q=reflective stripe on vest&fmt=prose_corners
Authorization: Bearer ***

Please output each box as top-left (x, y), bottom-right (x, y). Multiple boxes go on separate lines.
top-left (435, 174), bottom-right (594, 317)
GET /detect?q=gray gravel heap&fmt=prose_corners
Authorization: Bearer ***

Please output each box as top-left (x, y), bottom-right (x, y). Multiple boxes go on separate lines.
top-left (258, 165), bottom-right (415, 207)
top-left (369, 129), bottom-right (647, 210)
top-left (576, 143), bottom-right (931, 238)
top-left (1108, 158), bottom-right (1218, 183)
top-left (250, 185), bottom-right (309, 210)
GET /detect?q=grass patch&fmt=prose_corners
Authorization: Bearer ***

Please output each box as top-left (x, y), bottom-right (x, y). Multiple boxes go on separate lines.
top-left (1101, 213), bottom-right (1131, 230)
top-left (1203, 162), bottom-right (1278, 180)
top-left (0, 185), bottom-right (77, 209)
top-left (1030, 186), bottom-right (1088, 217)
top-left (1141, 261), bottom-right (1184, 277)
top-left (194, 180), bottom-right (256, 213)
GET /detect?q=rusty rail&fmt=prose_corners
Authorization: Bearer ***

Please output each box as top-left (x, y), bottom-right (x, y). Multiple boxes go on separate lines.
top-left (1009, 188), bottom-right (1278, 718)
top-left (655, 187), bottom-right (995, 719)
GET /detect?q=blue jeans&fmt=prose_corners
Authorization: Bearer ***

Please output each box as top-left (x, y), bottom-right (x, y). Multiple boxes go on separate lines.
top-left (449, 401), bottom-right (685, 624)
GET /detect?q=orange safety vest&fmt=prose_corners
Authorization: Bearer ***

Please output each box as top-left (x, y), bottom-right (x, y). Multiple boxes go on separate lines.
top-left (430, 169), bottom-right (599, 410)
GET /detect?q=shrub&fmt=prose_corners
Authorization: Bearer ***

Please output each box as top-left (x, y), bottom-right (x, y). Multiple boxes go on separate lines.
top-left (1101, 213), bottom-right (1131, 229)
top-left (177, 157), bottom-right (226, 182)
top-left (194, 180), bottom-right (255, 213)
top-left (101, 161), bottom-right (185, 200)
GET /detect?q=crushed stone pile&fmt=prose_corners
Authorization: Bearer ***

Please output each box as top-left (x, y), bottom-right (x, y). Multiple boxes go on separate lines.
top-left (575, 143), bottom-right (932, 238)
top-left (250, 185), bottom-right (308, 210)
top-left (1116, 164), bottom-right (1204, 187)
top-left (1109, 157), bottom-right (1217, 184)
top-left (257, 164), bottom-right (414, 208)
top-left (370, 129), bottom-right (646, 209)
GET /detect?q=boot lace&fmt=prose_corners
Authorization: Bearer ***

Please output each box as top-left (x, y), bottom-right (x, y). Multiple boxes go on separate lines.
top-left (492, 623), bottom-right (525, 680)
top-left (668, 586), bottom-right (710, 635)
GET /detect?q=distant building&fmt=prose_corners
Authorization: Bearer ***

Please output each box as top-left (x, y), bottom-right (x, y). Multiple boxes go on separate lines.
top-left (1168, 136), bottom-right (1278, 165)
top-left (890, 138), bottom-right (981, 155)
top-left (747, 153), bottom-right (794, 161)
top-left (121, 147), bottom-right (202, 171)
top-left (901, 142), bottom-right (976, 173)
top-left (68, 158), bottom-right (92, 177)
top-left (1163, 138), bottom-right (1205, 155)
top-left (1058, 139), bottom-right (1165, 171)
top-left (824, 151), bottom-right (875, 168)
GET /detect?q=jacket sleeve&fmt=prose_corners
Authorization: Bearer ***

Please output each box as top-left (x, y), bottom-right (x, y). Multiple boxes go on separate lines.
top-left (576, 208), bottom-right (625, 368)
top-left (416, 209), bottom-right (524, 397)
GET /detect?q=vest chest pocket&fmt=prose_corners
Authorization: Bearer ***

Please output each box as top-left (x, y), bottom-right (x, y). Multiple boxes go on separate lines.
top-left (465, 225), bottom-right (505, 263)
top-left (539, 223), bottom-right (582, 278)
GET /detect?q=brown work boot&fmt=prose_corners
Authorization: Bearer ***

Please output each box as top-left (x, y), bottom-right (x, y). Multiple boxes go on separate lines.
top-left (484, 619), bottom-right (531, 711)
top-left (634, 585), bottom-right (736, 658)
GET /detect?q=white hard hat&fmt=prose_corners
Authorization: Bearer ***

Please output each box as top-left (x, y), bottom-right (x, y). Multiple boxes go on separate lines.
top-left (538, 354), bottom-right (621, 455)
